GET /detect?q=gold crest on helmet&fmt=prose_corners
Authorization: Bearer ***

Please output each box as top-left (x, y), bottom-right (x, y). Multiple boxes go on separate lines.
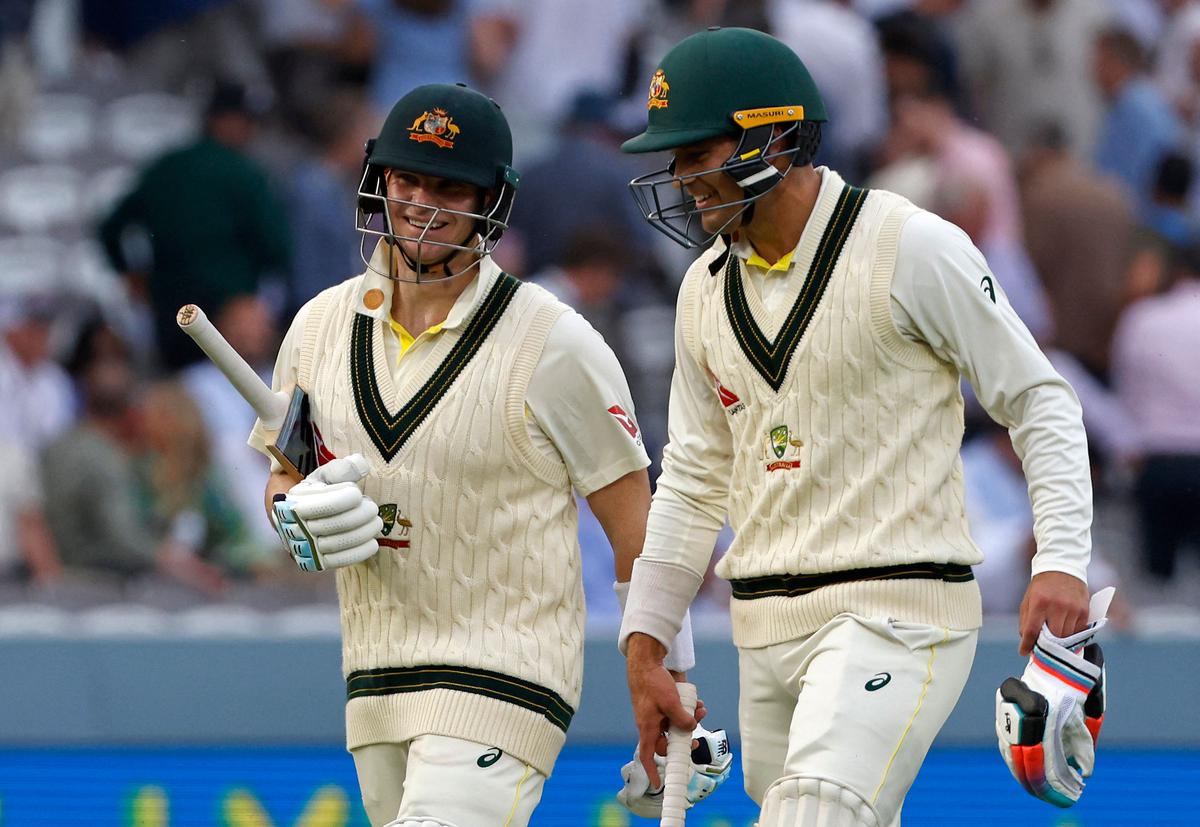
top-left (647, 69), bottom-right (670, 109)
top-left (408, 108), bottom-right (461, 149)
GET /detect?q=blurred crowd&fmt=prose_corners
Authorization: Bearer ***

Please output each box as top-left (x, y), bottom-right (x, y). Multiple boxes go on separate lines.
top-left (1, 0), bottom-right (1199, 630)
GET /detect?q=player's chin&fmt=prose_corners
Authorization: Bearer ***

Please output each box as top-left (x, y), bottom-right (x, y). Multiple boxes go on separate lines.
top-left (697, 205), bottom-right (740, 234)
top-left (397, 238), bottom-right (459, 266)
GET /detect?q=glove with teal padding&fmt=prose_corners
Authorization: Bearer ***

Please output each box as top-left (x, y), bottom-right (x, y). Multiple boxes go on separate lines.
top-left (270, 454), bottom-right (383, 572)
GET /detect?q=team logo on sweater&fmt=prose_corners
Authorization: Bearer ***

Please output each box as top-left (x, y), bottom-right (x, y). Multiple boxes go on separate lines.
top-left (765, 424), bottom-right (803, 472)
top-left (408, 108), bottom-right (461, 149)
top-left (377, 503), bottom-right (412, 549)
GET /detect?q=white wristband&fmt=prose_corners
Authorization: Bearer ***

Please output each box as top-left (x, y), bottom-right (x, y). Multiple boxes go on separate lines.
top-left (614, 579), bottom-right (697, 672)
top-left (616, 557), bottom-right (703, 667)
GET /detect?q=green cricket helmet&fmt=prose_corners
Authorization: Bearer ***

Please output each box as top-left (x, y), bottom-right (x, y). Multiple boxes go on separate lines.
top-left (356, 82), bottom-right (521, 282)
top-left (622, 27), bottom-right (827, 248)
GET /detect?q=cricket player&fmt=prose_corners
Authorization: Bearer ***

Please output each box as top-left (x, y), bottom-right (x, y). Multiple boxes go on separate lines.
top-left (249, 82), bottom-right (682, 827)
top-left (616, 28), bottom-right (1108, 825)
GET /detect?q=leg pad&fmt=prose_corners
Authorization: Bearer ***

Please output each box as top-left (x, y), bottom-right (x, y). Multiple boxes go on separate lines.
top-left (758, 774), bottom-right (881, 827)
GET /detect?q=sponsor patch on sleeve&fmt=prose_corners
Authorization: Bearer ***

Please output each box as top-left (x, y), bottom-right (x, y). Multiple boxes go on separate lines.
top-left (607, 404), bottom-right (643, 446)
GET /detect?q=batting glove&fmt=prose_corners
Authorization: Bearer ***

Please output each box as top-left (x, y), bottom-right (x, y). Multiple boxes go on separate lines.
top-left (270, 454), bottom-right (384, 572)
top-left (616, 724), bottom-right (733, 817)
top-left (996, 590), bottom-right (1112, 808)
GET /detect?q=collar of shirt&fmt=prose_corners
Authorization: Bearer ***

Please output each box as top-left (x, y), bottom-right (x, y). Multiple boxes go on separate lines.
top-left (727, 165), bottom-right (843, 278)
top-left (354, 238), bottom-right (502, 329)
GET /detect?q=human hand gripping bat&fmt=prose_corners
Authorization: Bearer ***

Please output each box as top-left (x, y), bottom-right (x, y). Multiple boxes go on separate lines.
top-left (177, 304), bottom-right (382, 572)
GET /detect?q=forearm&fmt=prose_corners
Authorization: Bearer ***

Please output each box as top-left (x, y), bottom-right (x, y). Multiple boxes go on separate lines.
top-left (586, 468), bottom-right (651, 582)
top-left (626, 630), bottom-right (668, 666)
top-left (1009, 384), bottom-right (1092, 583)
top-left (641, 479), bottom-right (725, 578)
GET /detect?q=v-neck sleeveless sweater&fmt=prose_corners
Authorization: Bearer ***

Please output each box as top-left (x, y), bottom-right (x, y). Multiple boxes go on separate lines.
top-left (680, 178), bottom-right (983, 647)
top-left (296, 273), bottom-right (579, 775)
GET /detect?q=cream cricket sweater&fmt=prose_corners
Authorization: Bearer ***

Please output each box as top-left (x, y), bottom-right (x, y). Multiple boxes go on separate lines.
top-left (680, 180), bottom-right (983, 647)
top-left (297, 273), bottom-right (579, 775)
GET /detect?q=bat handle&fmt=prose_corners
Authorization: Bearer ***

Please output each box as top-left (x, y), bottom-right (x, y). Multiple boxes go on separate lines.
top-left (661, 681), bottom-right (697, 827)
top-left (176, 303), bottom-right (288, 428)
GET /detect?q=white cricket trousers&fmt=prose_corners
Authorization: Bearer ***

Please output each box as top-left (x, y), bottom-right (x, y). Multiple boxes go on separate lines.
top-left (739, 613), bottom-right (977, 826)
top-left (352, 734), bottom-right (546, 827)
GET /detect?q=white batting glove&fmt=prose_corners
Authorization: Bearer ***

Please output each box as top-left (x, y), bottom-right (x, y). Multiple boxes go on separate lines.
top-left (270, 454), bottom-right (383, 572)
top-left (996, 588), bottom-right (1112, 808)
top-left (616, 724), bottom-right (732, 817)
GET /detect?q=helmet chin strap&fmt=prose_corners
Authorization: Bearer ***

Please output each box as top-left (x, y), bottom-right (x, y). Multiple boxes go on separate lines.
top-left (385, 233), bottom-right (482, 283)
top-left (724, 123), bottom-right (800, 230)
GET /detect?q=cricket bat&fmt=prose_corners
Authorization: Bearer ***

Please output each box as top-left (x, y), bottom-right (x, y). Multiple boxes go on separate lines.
top-left (661, 681), bottom-right (698, 826)
top-left (176, 303), bottom-right (317, 480)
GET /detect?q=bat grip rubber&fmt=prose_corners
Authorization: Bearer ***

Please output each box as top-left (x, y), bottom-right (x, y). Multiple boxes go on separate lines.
top-left (176, 304), bottom-right (287, 428)
top-left (661, 681), bottom-right (697, 827)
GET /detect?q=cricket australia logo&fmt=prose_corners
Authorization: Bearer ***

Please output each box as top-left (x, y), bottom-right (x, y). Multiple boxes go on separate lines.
top-left (377, 503), bottom-right (412, 549)
top-left (408, 108), bottom-right (461, 149)
top-left (647, 69), bottom-right (670, 109)
top-left (765, 424), bottom-right (803, 472)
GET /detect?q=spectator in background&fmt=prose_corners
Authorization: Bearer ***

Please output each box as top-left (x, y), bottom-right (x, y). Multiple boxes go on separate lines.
top-left (869, 34), bottom-right (1056, 430)
top-left (0, 0), bottom-right (35, 143)
top-left (956, 0), bottom-right (1109, 158)
top-left (1092, 25), bottom-right (1184, 209)
top-left (1111, 243), bottom-right (1200, 582)
top-left (872, 23), bottom-right (1028, 266)
top-left (41, 326), bottom-right (226, 604)
top-left (254, 0), bottom-right (374, 128)
top-left (506, 92), bottom-right (655, 278)
top-left (81, 0), bottom-right (269, 94)
top-left (1154, 0), bottom-right (1200, 121)
top-left (875, 4), bottom-right (964, 113)
top-left (0, 292), bottom-right (75, 454)
top-left (0, 440), bottom-right (61, 600)
top-left (98, 81), bottom-right (291, 370)
top-left (767, 0), bottom-right (888, 182)
top-left (288, 88), bottom-right (376, 312)
top-left (180, 295), bottom-right (281, 552)
top-left (1142, 151), bottom-right (1197, 248)
top-left (357, 0), bottom-right (475, 114)
top-left (136, 381), bottom-right (275, 583)
top-left (1020, 124), bottom-right (1135, 380)
top-left (470, 0), bottom-right (643, 163)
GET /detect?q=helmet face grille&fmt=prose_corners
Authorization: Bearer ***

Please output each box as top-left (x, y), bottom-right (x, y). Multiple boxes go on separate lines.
top-left (354, 164), bottom-right (515, 283)
top-left (628, 121), bottom-right (819, 249)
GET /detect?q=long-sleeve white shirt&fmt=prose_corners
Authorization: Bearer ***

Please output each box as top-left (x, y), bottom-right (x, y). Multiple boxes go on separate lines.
top-left (643, 189), bottom-right (1092, 585)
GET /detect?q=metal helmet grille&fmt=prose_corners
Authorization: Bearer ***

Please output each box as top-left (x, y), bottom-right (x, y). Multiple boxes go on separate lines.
top-left (354, 164), bottom-right (515, 283)
top-left (628, 120), bottom-right (819, 249)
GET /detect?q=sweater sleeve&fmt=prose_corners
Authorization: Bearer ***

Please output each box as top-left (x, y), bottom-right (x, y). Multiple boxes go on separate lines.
top-left (637, 272), bottom-right (733, 581)
top-left (890, 211), bottom-right (1092, 583)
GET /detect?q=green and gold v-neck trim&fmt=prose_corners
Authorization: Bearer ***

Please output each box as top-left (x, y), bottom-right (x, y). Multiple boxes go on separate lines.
top-left (723, 183), bottom-right (868, 391)
top-left (351, 272), bottom-right (523, 462)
